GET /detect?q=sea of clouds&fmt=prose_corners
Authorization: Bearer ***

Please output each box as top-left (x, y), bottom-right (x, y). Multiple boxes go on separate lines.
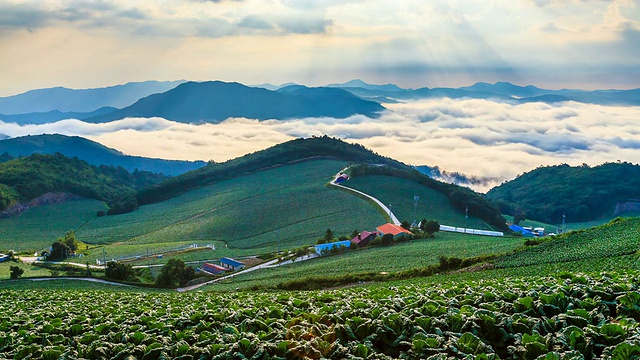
top-left (2, 98), bottom-right (639, 192)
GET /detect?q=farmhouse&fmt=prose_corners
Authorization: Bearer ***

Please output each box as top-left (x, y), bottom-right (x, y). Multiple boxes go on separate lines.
top-left (201, 263), bottom-right (227, 275)
top-left (314, 240), bottom-right (352, 256)
top-left (220, 257), bottom-right (245, 271)
top-left (350, 230), bottom-right (376, 248)
top-left (376, 223), bottom-right (412, 239)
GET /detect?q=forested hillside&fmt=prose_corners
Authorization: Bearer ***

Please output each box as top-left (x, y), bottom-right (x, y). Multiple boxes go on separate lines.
top-left (0, 153), bottom-right (166, 214)
top-left (487, 162), bottom-right (640, 224)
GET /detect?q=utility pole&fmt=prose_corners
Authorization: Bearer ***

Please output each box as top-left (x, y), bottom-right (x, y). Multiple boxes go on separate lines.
top-left (102, 248), bottom-right (107, 269)
top-left (276, 229), bottom-right (280, 253)
top-left (562, 213), bottom-right (566, 233)
top-left (465, 206), bottom-right (469, 234)
top-left (413, 195), bottom-right (419, 227)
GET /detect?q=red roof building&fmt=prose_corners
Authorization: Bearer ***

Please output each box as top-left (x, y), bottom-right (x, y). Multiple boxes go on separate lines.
top-left (376, 223), bottom-right (412, 238)
top-left (202, 263), bottom-right (228, 275)
top-left (350, 230), bottom-right (376, 247)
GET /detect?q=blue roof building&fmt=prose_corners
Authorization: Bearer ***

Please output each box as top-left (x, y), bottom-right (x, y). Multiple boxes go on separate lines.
top-left (220, 257), bottom-right (246, 270)
top-left (314, 240), bottom-right (352, 256)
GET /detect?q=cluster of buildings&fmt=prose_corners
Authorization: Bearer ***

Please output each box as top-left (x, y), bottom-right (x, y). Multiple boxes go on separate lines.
top-left (200, 257), bottom-right (245, 275)
top-left (314, 222), bottom-right (412, 255)
top-left (509, 224), bottom-right (546, 237)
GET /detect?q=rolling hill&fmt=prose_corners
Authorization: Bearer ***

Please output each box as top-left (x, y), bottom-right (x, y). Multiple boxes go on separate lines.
top-left (486, 162), bottom-right (640, 224)
top-left (88, 81), bottom-right (385, 123)
top-left (0, 153), bottom-right (166, 214)
top-left (0, 137), bottom-right (506, 260)
top-left (0, 134), bottom-right (206, 176)
top-left (0, 80), bottom-right (185, 114)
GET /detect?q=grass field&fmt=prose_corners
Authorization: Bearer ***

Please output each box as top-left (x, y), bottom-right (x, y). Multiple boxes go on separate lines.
top-left (345, 175), bottom-right (493, 229)
top-left (0, 261), bottom-right (52, 280)
top-left (204, 231), bottom-right (523, 291)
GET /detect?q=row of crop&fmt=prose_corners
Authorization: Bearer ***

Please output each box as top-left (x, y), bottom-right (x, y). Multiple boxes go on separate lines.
top-left (4, 271), bottom-right (640, 359)
top-left (496, 217), bottom-right (640, 268)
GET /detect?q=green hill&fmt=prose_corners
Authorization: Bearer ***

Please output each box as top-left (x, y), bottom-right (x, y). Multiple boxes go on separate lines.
top-left (347, 164), bottom-right (507, 230)
top-left (137, 136), bottom-right (408, 205)
top-left (0, 153), bottom-right (166, 213)
top-left (487, 162), bottom-right (640, 224)
top-left (0, 134), bottom-right (205, 175)
top-left (1, 160), bottom-right (386, 254)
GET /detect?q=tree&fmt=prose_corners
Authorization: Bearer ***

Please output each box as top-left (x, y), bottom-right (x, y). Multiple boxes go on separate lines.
top-left (423, 220), bottom-right (440, 237)
top-left (401, 220), bottom-right (411, 230)
top-left (63, 230), bottom-right (78, 252)
top-left (324, 228), bottom-right (335, 242)
top-left (381, 233), bottom-right (394, 246)
top-left (514, 210), bottom-right (527, 225)
top-left (10, 266), bottom-right (23, 279)
top-left (350, 229), bottom-right (359, 239)
top-left (156, 259), bottom-right (196, 288)
top-left (105, 261), bottom-right (136, 281)
top-left (49, 241), bottom-right (71, 260)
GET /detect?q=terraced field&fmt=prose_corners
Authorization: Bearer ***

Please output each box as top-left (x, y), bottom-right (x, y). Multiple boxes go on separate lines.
top-left (345, 175), bottom-right (492, 229)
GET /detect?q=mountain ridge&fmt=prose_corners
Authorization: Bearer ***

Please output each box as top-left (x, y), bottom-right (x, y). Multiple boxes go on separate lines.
top-left (0, 134), bottom-right (206, 176)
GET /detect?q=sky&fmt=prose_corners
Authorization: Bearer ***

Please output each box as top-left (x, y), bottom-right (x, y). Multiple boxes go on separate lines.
top-left (1, 0), bottom-right (639, 96)
top-left (1, 0), bottom-right (639, 190)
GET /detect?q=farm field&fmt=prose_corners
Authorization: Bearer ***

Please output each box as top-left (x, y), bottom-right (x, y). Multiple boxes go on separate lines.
top-left (345, 175), bottom-right (492, 229)
top-left (3, 270), bottom-right (640, 359)
top-left (0, 199), bottom-right (107, 252)
top-left (205, 232), bottom-right (523, 291)
top-left (496, 217), bottom-right (640, 268)
top-left (1, 160), bottom-right (386, 261)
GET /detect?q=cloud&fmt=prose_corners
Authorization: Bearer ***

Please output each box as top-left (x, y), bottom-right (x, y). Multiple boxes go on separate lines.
top-left (3, 98), bottom-right (640, 193)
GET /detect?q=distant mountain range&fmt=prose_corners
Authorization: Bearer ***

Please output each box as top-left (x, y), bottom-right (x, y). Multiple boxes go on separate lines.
top-left (333, 81), bottom-right (640, 106)
top-left (0, 80), bottom-right (185, 115)
top-left (0, 134), bottom-right (205, 176)
top-left (87, 81), bottom-right (385, 123)
top-left (0, 80), bottom-right (637, 126)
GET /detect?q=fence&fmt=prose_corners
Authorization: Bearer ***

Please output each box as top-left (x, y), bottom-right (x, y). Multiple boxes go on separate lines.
top-left (439, 225), bottom-right (504, 237)
top-left (96, 243), bottom-right (216, 265)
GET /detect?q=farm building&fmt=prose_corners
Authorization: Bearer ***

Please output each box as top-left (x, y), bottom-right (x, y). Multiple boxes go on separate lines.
top-left (351, 231), bottom-right (376, 248)
top-left (334, 173), bottom-right (349, 183)
top-left (220, 257), bottom-right (246, 271)
top-left (509, 224), bottom-right (535, 238)
top-left (0, 254), bottom-right (8, 263)
top-left (376, 223), bottom-right (412, 239)
top-left (201, 263), bottom-right (227, 275)
top-left (314, 240), bottom-right (352, 256)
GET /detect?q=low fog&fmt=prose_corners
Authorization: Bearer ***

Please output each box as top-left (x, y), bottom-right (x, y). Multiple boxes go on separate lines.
top-left (2, 98), bottom-right (638, 192)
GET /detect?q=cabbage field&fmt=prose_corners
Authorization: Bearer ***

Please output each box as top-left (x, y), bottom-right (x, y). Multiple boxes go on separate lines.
top-left (4, 271), bottom-right (640, 359)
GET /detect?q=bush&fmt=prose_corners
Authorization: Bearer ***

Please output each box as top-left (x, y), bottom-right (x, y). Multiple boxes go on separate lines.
top-left (381, 233), bottom-right (394, 246)
top-left (10, 266), bottom-right (23, 279)
top-left (105, 261), bottom-right (137, 282)
top-left (156, 259), bottom-right (196, 288)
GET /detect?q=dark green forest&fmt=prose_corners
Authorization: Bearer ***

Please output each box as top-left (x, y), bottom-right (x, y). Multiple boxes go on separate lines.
top-left (0, 153), bottom-right (166, 214)
top-left (486, 162), bottom-right (640, 224)
top-left (349, 164), bottom-right (508, 231)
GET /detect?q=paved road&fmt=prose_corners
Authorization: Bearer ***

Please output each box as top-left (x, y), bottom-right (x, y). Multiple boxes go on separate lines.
top-left (329, 169), bottom-right (401, 225)
top-left (177, 258), bottom-right (280, 292)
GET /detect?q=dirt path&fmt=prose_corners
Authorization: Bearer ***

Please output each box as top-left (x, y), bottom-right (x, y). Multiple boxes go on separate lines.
top-left (26, 277), bottom-right (133, 287)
